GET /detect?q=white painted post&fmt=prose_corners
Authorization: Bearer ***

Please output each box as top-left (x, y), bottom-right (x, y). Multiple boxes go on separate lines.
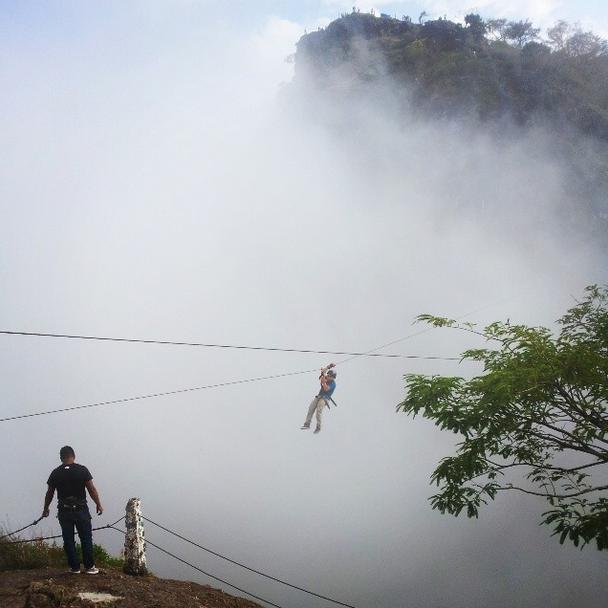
top-left (123, 498), bottom-right (147, 575)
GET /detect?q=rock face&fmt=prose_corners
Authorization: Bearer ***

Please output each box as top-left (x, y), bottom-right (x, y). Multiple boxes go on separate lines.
top-left (0, 568), bottom-right (263, 608)
top-left (25, 581), bottom-right (74, 608)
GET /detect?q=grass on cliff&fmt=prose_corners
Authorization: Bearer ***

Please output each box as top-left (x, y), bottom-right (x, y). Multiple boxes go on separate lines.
top-left (0, 528), bottom-right (123, 571)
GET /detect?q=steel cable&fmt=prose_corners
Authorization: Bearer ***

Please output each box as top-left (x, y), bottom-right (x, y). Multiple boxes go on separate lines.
top-left (110, 526), bottom-right (285, 608)
top-left (0, 330), bottom-right (459, 361)
top-left (142, 515), bottom-right (356, 608)
top-left (0, 368), bottom-right (317, 423)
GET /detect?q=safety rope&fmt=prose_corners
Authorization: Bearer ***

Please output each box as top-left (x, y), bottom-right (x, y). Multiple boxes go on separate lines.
top-left (1, 516), bottom-right (125, 544)
top-left (0, 517), bottom-right (44, 541)
top-left (142, 515), bottom-right (356, 608)
top-left (109, 526), bottom-right (286, 608)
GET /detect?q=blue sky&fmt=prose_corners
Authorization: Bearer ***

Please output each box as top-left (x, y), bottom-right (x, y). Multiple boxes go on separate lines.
top-left (2, 1), bottom-right (607, 35)
top-left (283, 0), bottom-right (606, 27)
top-left (287, 1), bottom-right (608, 38)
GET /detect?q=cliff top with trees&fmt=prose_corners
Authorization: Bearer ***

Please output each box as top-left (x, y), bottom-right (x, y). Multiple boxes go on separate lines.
top-left (295, 11), bottom-right (608, 140)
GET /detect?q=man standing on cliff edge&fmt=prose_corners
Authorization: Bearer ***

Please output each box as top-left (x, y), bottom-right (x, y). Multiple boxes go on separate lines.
top-left (42, 445), bottom-right (104, 574)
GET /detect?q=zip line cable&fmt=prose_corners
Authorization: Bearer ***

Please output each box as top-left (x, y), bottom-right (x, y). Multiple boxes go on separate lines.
top-left (335, 299), bottom-right (510, 366)
top-left (335, 325), bottom-right (444, 366)
top-left (0, 327), bottom-right (470, 424)
top-left (142, 515), bottom-right (356, 608)
top-left (0, 300), bottom-right (504, 424)
top-left (109, 526), bottom-right (286, 608)
top-left (0, 330), bottom-right (459, 361)
top-left (0, 368), bottom-right (318, 423)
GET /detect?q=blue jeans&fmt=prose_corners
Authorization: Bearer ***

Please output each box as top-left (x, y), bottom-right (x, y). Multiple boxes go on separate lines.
top-left (58, 508), bottom-right (94, 570)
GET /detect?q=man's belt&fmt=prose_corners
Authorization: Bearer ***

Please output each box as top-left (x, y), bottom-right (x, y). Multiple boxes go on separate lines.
top-left (59, 497), bottom-right (87, 511)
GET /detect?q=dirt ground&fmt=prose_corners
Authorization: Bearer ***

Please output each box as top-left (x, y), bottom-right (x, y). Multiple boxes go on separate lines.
top-left (0, 567), bottom-right (264, 608)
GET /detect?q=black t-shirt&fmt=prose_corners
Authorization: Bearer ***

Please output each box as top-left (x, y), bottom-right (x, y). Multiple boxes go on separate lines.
top-left (47, 463), bottom-right (92, 502)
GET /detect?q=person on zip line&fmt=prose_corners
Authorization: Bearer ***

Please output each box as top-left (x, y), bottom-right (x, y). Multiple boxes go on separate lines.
top-left (301, 363), bottom-right (337, 434)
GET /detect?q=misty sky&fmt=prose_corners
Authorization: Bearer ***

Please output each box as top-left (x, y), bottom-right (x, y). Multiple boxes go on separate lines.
top-left (1, 2), bottom-right (607, 608)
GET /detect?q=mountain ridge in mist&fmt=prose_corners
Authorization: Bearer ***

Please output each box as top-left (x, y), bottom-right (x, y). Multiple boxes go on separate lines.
top-left (294, 12), bottom-right (608, 135)
top-left (291, 11), bottom-right (608, 231)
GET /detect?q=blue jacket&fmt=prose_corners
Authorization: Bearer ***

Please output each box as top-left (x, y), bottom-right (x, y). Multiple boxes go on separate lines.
top-left (318, 379), bottom-right (336, 401)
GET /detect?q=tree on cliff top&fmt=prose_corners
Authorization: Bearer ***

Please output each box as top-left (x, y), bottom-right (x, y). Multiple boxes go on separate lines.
top-left (398, 285), bottom-right (608, 550)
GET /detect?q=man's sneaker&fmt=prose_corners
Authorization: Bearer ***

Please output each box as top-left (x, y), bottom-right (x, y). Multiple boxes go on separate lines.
top-left (300, 425), bottom-right (310, 430)
top-left (85, 567), bottom-right (99, 575)
top-left (69, 568), bottom-right (81, 574)
top-left (314, 427), bottom-right (321, 434)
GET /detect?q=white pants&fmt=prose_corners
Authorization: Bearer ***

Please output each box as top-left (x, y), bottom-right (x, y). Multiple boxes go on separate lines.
top-left (304, 396), bottom-right (327, 429)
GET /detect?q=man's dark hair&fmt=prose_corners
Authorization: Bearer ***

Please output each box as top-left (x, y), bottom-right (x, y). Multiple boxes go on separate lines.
top-left (60, 445), bottom-right (75, 460)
